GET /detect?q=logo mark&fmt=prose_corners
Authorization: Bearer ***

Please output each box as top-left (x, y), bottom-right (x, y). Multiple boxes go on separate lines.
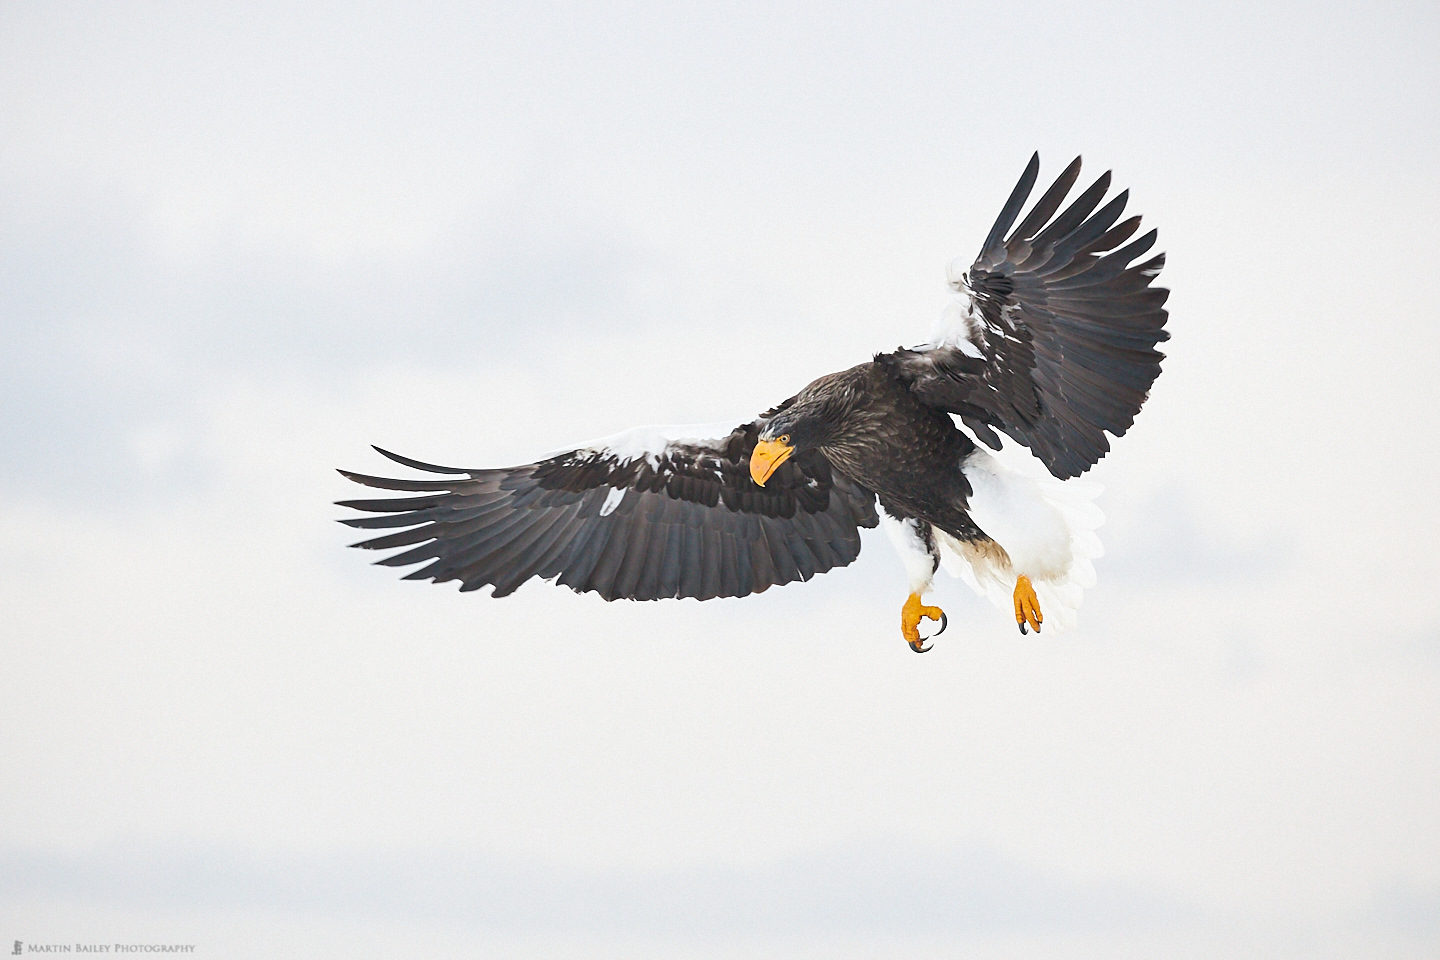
top-left (12, 942), bottom-right (21, 956)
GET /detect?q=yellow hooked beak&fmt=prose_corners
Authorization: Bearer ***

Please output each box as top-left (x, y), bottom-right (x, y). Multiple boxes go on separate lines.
top-left (749, 438), bottom-right (795, 487)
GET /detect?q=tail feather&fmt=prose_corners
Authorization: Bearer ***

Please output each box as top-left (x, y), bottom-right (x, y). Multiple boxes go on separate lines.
top-left (937, 448), bottom-right (1105, 633)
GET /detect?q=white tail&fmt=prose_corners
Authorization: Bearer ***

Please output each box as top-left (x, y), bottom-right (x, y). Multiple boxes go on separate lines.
top-left (935, 447), bottom-right (1104, 633)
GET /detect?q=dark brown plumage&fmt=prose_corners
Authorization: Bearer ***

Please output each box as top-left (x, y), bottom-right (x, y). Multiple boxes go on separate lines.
top-left (338, 153), bottom-right (1169, 635)
top-left (339, 428), bottom-right (878, 602)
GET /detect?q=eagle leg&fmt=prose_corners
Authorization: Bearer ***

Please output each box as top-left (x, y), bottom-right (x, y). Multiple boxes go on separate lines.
top-left (1013, 575), bottom-right (1043, 635)
top-left (902, 593), bottom-right (947, 653)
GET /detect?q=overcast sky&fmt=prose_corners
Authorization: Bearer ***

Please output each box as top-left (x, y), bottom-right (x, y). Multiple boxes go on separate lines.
top-left (4, 1), bottom-right (1439, 957)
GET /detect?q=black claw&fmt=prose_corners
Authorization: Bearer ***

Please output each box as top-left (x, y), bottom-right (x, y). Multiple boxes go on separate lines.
top-left (917, 611), bottom-right (947, 643)
top-left (909, 640), bottom-right (932, 654)
top-left (1018, 622), bottom-right (1028, 636)
top-left (1034, 622), bottom-right (1041, 634)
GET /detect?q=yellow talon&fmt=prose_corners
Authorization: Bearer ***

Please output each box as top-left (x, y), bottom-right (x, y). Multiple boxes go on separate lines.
top-left (1013, 574), bottom-right (1042, 635)
top-left (901, 592), bottom-right (947, 653)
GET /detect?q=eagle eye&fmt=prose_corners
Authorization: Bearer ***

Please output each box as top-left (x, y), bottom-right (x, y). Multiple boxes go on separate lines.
top-left (778, 434), bottom-right (791, 444)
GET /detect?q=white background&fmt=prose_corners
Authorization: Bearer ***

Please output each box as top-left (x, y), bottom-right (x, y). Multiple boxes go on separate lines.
top-left (3, 1), bottom-right (1438, 956)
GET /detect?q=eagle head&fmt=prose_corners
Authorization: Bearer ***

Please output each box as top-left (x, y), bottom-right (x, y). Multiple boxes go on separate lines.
top-left (750, 366), bottom-right (869, 486)
top-left (750, 402), bottom-right (838, 487)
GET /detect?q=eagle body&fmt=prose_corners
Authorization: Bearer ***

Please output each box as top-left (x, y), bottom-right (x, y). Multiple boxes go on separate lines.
top-left (789, 359), bottom-right (985, 545)
top-left (339, 154), bottom-right (1169, 649)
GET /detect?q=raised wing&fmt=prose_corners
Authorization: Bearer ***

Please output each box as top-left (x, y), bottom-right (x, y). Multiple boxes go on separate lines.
top-left (337, 420), bottom-right (878, 602)
top-left (893, 153), bottom-right (1169, 478)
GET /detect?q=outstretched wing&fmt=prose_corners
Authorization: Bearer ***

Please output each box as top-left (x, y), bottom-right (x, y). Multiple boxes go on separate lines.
top-left (891, 153), bottom-right (1169, 479)
top-left (337, 420), bottom-right (878, 601)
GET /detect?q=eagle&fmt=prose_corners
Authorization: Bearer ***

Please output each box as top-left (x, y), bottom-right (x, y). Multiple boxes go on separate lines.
top-left (338, 154), bottom-right (1168, 652)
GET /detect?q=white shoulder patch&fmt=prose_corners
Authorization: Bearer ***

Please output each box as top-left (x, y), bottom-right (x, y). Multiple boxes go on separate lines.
top-left (599, 486), bottom-right (627, 517)
top-left (561, 418), bottom-right (749, 467)
top-left (926, 300), bottom-right (985, 359)
top-left (944, 256), bottom-right (970, 289)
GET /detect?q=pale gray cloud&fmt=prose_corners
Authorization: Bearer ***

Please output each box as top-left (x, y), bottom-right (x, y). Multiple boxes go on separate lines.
top-left (1098, 487), bottom-right (1296, 588)
top-left (2, 839), bottom-right (1193, 934)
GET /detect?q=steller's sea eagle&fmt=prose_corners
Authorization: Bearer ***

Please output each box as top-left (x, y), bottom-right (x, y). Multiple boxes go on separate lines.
top-left (338, 154), bottom-right (1168, 652)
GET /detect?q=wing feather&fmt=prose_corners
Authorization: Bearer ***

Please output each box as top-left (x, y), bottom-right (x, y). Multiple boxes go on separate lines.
top-left (899, 154), bottom-right (1169, 478)
top-left (337, 418), bottom-right (878, 601)
top-left (1007, 155), bottom-right (1080, 247)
